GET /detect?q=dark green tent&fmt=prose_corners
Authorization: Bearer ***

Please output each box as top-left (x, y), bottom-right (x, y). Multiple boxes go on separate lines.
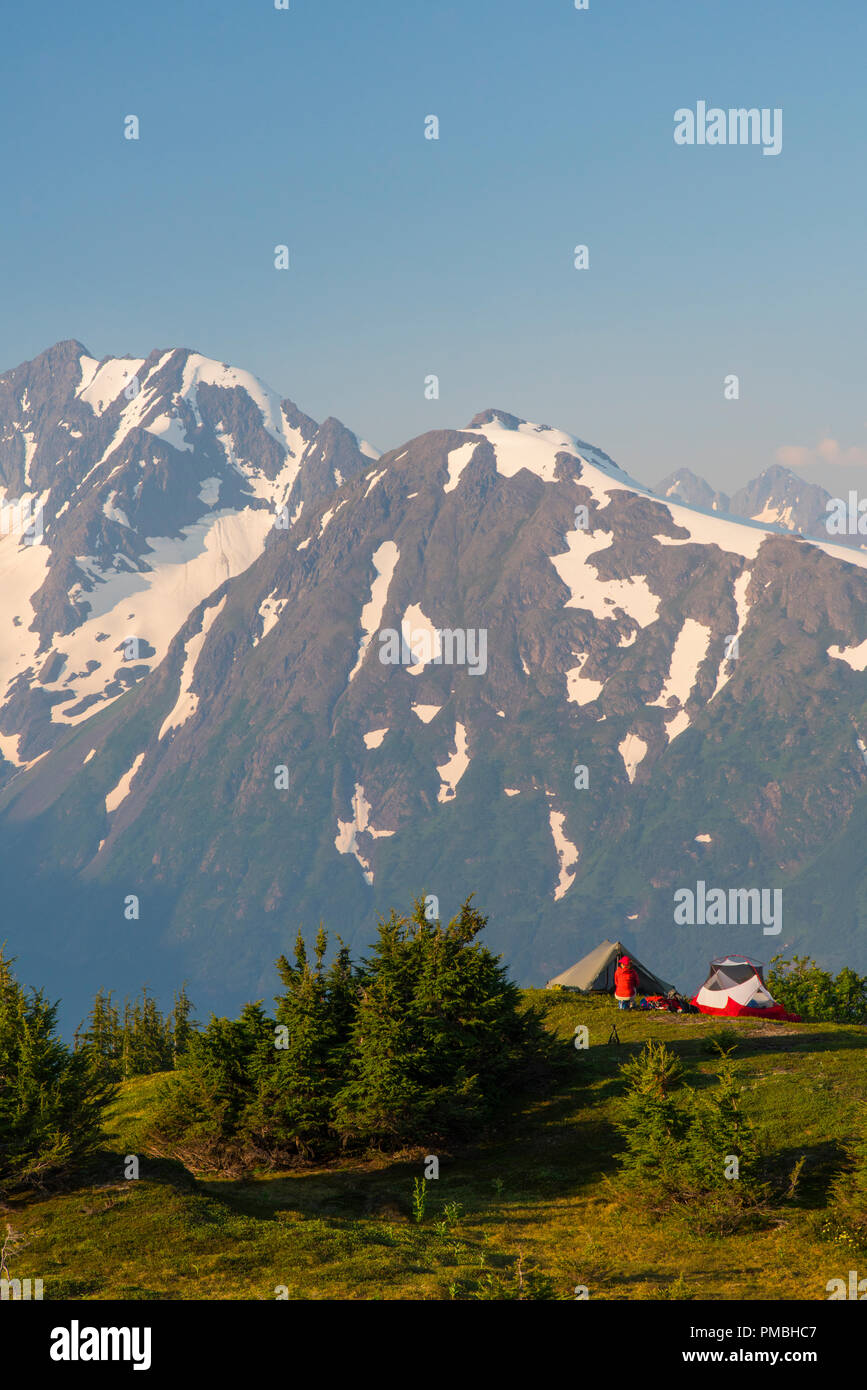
top-left (546, 939), bottom-right (676, 994)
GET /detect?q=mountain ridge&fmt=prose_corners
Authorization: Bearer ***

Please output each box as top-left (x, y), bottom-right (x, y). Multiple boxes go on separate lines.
top-left (3, 342), bottom-right (867, 1028)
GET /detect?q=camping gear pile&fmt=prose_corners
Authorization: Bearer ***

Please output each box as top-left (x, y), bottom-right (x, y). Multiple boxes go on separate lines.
top-left (635, 993), bottom-right (694, 1013)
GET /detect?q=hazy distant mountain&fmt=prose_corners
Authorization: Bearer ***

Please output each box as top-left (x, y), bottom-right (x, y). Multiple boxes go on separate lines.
top-left (728, 464), bottom-right (835, 539)
top-left (654, 467), bottom-right (728, 514)
top-left (654, 462), bottom-right (853, 547)
top-left (4, 347), bottom-right (867, 1027)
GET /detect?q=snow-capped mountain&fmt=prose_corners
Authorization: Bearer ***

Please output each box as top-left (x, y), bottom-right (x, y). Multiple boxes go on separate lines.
top-left (655, 463), bottom-right (844, 544)
top-left (5, 348), bottom-right (867, 1027)
top-left (0, 340), bottom-right (374, 772)
top-left (729, 465), bottom-right (836, 539)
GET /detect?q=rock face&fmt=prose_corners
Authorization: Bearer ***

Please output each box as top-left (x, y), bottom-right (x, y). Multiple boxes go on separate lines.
top-left (4, 355), bottom-right (867, 1027)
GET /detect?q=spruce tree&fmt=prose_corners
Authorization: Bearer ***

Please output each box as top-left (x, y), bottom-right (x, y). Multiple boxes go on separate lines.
top-left (0, 949), bottom-right (114, 1191)
top-left (614, 1040), bottom-right (688, 1192)
top-left (333, 909), bottom-right (430, 1146)
top-left (249, 927), bottom-right (357, 1158)
top-left (684, 1046), bottom-right (759, 1192)
top-left (334, 897), bottom-right (549, 1147)
top-left (75, 988), bottom-right (123, 1082)
top-left (170, 984), bottom-right (196, 1063)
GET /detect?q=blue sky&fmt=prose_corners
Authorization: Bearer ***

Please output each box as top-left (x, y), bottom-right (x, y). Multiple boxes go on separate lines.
top-left (2, 0), bottom-right (865, 492)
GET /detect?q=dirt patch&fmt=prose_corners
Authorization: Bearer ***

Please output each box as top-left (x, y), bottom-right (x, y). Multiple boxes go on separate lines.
top-left (741, 1023), bottom-right (801, 1038)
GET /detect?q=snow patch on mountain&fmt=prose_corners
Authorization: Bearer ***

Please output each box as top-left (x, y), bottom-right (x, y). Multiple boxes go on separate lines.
top-left (402, 604), bottom-right (441, 675)
top-left (652, 619), bottom-right (713, 712)
top-left (0, 532), bottom-right (51, 714)
top-left (334, 783), bottom-right (394, 884)
top-left (318, 498), bottom-right (347, 536)
top-left (158, 596), bottom-right (227, 740)
top-left (753, 502), bottom-right (796, 527)
top-left (665, 710), bottom-right (691, 743)
top-left (654, 503), bottom-right (770, 559)
top-left (412, 703), bottom-right (441, 723)
top-left (77, 358), bottom-right (145, 415)
top-left (105, 750), bottom-right (146, 814)
top-left (363, 728), bottom-right (388, 749)
top-left (471, 419), bottom-right (580, 483)
top-left (50, 512), bottom-right (271, 726)
top-left (0, 732), bottom-right (33, 771)
top-left (436, 722), bottom-right (469, 802)
top-left (255, 591), bottom-right (288, 646)
top-left (828, 636), bottom-right (867, 672)
top-left (22, 430), bottom-right (37, 487)
top-left (102, 494), bottom-right (130, 528)
top-left (179, 354), bottom-right (292, 452)
top-left (809, 537), bottom-right (867, 572)
top-left (710, 571), bottom-right (753, 701)
top-left (363, 468), bottom-right (387, 498)
top-left (549, 809), bottom-right (579, 900)
top-left (619, 733), bottom-right (648, 783)
top-left (444, 441), bottom-right (480, 493)
top-left (349, 541), bottom-right (400, 681)
top-left (350, 432), bottom-right (380, 462)
top-left (146, 412), bottom-right (194, 453)
top-left (551, 526), bottom-right (660, 628)
top-left (565, 652), bottom-right (604, 706)
top-left (198, 477), bottom-right (221, 507)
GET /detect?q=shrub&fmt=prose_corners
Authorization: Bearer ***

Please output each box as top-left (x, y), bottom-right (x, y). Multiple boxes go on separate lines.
top-left (448, 1252), bottom-right (561, 1300)
top-left (767, 955), bottom-right (867, 1025)
top-left (144, 1003), bottom-right (275, 1172)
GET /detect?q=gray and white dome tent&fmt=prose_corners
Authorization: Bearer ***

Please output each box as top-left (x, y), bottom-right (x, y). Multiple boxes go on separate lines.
top-left (545, 939), bottom-right (676, 995)
top-left (692, 954), bottom-right (800, 1020)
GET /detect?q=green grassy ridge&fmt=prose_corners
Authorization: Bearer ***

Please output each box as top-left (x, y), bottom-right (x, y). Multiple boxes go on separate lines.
top-left (6, 995), bottom-right (866, 1301)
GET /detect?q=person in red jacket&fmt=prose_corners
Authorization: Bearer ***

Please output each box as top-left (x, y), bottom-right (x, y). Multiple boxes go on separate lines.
top-left (614, 955), bottom-right (640, 1010)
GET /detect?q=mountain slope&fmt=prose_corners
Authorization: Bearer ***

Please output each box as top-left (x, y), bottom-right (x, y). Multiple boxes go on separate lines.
top-left (5, 367), bottom-right (867, 1026)
top-left (0, 341), bottom-right (373, 774)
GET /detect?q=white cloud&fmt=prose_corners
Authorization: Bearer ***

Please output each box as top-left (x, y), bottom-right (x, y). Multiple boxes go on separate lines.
top-left (776, 438), bottom-right (867, 471)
